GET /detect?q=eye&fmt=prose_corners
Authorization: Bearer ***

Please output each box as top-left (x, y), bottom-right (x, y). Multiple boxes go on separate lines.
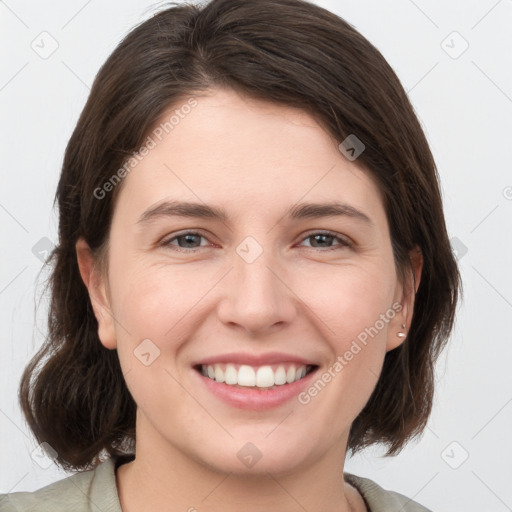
top-left (160, 230), bottom-right (352, 253)
top-left (161, 231), bottom-right (210, 252)
top-left (298, 231), bottom-right (352, 251)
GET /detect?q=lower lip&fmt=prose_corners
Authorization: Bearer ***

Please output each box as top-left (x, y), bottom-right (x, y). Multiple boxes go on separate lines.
top-left (193, 367), bottom-right (319, 411)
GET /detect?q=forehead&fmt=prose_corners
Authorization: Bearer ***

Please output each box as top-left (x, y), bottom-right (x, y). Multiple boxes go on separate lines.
top-left (113, 88), bottom-right (386, 227)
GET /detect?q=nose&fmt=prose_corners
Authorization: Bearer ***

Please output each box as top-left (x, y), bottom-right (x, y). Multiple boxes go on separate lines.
top-left (216, 243), bottom-right (297, 335)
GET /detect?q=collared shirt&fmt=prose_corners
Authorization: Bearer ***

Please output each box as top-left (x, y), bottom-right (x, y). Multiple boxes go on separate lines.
top-left (0, 455), bottom-right (432, 511)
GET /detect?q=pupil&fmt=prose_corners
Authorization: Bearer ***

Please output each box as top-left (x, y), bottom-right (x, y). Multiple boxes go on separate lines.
top-left (312, 234), bottom-right (332, 247)
top-left (181, 234), bottom-right (199, 247)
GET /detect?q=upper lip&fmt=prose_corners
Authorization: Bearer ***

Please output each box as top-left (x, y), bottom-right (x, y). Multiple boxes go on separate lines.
top-left (193, 352), bottom-right (319, 368)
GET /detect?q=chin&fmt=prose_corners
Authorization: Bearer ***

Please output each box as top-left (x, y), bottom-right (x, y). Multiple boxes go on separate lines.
top-left (193, 437), bottom-right (314, 476)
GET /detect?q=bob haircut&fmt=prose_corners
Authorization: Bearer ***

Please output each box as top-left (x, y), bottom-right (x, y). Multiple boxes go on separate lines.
top-left (19, 0), bottom-right (461, 472)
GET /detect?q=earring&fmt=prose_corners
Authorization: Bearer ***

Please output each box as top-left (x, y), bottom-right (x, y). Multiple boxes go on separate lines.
top-left (397, 324), bottom-right (406, 338)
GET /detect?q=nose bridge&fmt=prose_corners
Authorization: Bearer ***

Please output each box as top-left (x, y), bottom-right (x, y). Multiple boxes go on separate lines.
top-left (234, 233), bottom-right (282, 300)
top-left (218, 234), bottom-right (295, 331)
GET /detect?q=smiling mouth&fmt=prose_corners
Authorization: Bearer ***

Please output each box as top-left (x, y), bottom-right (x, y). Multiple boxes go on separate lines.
top-left (193, 363), bottom-right (318, 390)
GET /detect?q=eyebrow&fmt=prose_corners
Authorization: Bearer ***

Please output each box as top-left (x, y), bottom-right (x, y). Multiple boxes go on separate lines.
top-left (137, 200), bottom-right (373, 227)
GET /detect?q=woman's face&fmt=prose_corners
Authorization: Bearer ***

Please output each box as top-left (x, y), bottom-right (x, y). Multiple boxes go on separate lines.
top-left (79, 87), bottom-right (419, 475)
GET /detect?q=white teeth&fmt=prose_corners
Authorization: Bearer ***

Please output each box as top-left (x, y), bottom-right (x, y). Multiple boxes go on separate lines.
top-left (256, 366), bottom-right (274, 387)
top-left (274, 365), bottom-right (287, 385)
top-left (224, 364), bottom-right (238, 385)
top-left (214, 365), bottom-right (225, 383)
top-left (238, 365), bottom-right (256, 386)
top-left (199, 363), bottom-right (312, 388)
top-left (286, 365), bottom-right (296, 383)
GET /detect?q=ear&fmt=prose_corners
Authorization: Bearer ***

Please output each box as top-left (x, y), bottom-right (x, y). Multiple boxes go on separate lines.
top-left (75, 237), bottom-right (117, 350)
top-left (386, 245), bottom-right (423, 352)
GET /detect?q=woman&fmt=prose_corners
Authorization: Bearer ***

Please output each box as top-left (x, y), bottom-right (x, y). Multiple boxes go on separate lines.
top-left (0, 0), bottom-right (461, 510)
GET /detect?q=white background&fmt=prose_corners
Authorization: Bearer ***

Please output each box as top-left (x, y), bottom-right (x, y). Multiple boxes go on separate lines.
top-left (1, 1), bottom-right (511, 510)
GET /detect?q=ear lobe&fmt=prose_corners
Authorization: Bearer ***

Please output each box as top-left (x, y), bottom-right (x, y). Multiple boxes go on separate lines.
top-left (75, 238), bottom-right (117, 350)
top-left (386, 246), bottom-right (423, 352)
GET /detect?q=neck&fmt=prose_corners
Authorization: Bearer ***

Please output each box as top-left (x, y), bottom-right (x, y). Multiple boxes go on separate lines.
top-left (115, 416), bottom-right (364, 512)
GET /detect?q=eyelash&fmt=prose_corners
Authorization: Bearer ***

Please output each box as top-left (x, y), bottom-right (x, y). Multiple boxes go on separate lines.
top-left (160, 230), bottom-right (353, 253)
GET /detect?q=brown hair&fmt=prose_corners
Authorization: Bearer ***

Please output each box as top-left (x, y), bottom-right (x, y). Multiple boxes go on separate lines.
top-left (19, 0), bottom-right (461, 472)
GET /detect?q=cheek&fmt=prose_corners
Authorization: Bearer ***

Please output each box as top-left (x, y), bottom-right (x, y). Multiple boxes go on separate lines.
top-left (297, 274), bottom-right (392, 416)
top-left (293, 261), bottom-right (396, 339)
top-left (296, 264), bottom-right (394, 392)
top-left (108, 266), bottom-right (199, 410)
top-left (115, 266), bottom-right (198, 340)
top-left (111, 252), bottom-right (396, 352)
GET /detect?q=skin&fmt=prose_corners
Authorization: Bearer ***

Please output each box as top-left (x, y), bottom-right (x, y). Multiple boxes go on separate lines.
top-left (76, 87), bottom-right (422, 512)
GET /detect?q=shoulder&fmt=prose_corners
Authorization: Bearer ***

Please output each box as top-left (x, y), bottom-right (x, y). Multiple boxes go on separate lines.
top-left (344, 472), bottom-right (433, 512)
top-left (0, 456), bottom-right (124, 512)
